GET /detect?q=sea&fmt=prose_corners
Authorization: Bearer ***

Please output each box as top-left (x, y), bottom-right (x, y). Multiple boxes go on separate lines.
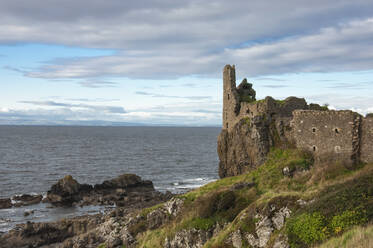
top-left (0, 126), bottom-right (220, 232)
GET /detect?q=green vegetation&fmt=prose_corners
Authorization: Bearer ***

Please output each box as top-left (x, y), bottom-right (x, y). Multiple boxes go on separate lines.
top-left (136, 148), bottom-right (373, 248)
top-left (243, 117), bottom-right (251, 126)
top-left (330, 209), bottom-right (367, 234)
top-left (285, 166), bottom-right (373, 247)
top-left (287, 212), bottom-right (328, 245)
top-left (251, 148), bottom-right (313, 192)
top-left (320, 103), bottom-right (329, 111)
top-left (315, 224), bottom-right (373, 248)
top-left (182, 217), bottom-right (216, 230)
top-left (239, 94), bottom-right (255, 103)
top-left (275, 99), bottom-right (286, 105)
top-left (251, 99), bottom-right (266, 104)
top-left (286, 208), bottom-right (370, 247)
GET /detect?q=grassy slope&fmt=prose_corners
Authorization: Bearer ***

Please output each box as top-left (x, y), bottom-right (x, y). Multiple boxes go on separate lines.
top-left (136, 149), bottom-right (373, 248)
top-left (315, 224), bottom-right (373, 248)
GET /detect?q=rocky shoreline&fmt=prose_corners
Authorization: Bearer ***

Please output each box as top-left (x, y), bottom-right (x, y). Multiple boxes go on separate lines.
top-left (0, 174), bottom-right (173, 247)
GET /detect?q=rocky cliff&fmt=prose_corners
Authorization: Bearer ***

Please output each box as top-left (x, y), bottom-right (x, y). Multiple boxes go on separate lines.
top-left (218, 96), bottom-right (324, 178)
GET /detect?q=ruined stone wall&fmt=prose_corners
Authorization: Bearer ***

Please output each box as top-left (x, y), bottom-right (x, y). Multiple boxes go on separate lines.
top-left (219, 64), bottom-right (373, 178)
top-left (222, 64), bottom-right (311, 132)
top-left (219, 65), bottom-right (315, 177)
top-left (361, 116), bottom-right (373, 163)
top-left (291, 110), bottom-right (361, 166)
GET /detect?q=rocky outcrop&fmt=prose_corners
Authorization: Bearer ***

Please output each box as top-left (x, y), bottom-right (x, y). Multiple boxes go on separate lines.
top-left (218, 115), bottom-right (271, 178)
top-left (164, 223), bottom-right (226, 248)
top-left (45, 175), bottom-right (91, 206)
top-left (45, 174), bottom-right (162, 207)
top-left (0, 198), bottom-right (12, 209)
top-left (0, 192), bottom-right (180, 248)
top-left (164, 228), bottom-right (213, 248)
top-left (245, 206), bottom-right (291, 248)
top-left (12, 194), bottom-right (43, 207)
top-left (223, 198), bottom-right (296, 248)
top-left (0, 194), bottom-right (43, 209)
top-left (0, 214), bottom-right (104, 248)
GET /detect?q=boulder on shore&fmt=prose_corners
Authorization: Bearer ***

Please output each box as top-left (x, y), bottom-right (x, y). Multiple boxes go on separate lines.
top-left (44, 175), bottom-right (92, 206)
top-left (12, 194), bottom-right (43, 207)
top-left (0, 194), bottom-right (43, 209)
top-left (94, 174), bottom-right (153, 191)
top-left (0, 198), bottom-right (12, 209)
top-left (45, 174), bottom-right (161, 207)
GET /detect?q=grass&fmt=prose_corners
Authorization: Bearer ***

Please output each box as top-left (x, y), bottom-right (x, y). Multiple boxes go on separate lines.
top-left (180, 173), bottom-right (251, 202)
top-left (181, 217), bottom-right (216, 231)
top-left (137, 229), bottom-right (168, 248)
top-left (315, 224), bottom-right (373, 248)
top-left (250, 148), bottom-right (313, 193)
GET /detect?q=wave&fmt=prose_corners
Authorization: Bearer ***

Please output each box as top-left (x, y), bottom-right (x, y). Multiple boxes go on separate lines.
top-left (165, 177), bottom-right (217, 192)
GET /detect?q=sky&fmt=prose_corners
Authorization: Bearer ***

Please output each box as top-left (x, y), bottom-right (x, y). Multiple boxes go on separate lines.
top-left (1, 0), bottom-right (373, 126)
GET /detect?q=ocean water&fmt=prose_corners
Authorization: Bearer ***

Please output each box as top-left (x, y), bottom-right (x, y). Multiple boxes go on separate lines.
top-left (0, 126), bottom-right (220, 232)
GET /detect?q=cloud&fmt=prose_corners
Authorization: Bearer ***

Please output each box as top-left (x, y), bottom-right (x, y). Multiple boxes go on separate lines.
top-left (325, 82), bottom-right (372, 90)
top-left (1, 1), bottom-right (373, 80)
top-left (135, 91), bottom-right (212, 100)
top-left (260, 85), bottom-right (289, 88)
top-left (125, 101), bottom-right (222, 125)
top-left (66, 98), bottom-right (120, 102)
top-left (254, 77), bottom-right (287, 82)
top-left (1, 0), bottom-right (372, 49)
top-left (155, 83), bottom-right (198, 88)
top-left (181, 83), bottom-right (198, 87)
top-left (19, 100), bottom-right (126, 113)
top-left (306, 94), bottom-right (373, 115)
top-left (0, 108), bottom-right (128, 125)
top-left (15, 18), bottom-right (373, 80)
top-left (77, 80), bottom-right (118, 88)
top-left (0, 100), bottom-right (222, 126)
top-left (1, 0), bottom-right (373, 125)
top-left (317, 79), bottom-right (337, 82)
top-left (3, 65), bottom-right (29, 74)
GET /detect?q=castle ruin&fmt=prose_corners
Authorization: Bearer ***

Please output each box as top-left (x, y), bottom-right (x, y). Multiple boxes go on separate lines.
top-left (218, 65), bottom-right (373, 178)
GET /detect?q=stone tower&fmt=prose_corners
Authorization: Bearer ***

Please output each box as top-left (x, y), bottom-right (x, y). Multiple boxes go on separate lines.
top-left (222, 65), bottom-right (239, 130)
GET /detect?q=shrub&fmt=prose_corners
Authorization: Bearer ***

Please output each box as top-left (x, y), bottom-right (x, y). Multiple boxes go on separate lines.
top-left (330, 209), bottom-right (367, 234)
top-left (287, 212), bottom-right (328, 247)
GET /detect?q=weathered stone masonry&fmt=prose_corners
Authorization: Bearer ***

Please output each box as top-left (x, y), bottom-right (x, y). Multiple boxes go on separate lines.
top-left (218, 65), bottom-right (373, 178)
top-left (291, 110), bottom-right (361, 166)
